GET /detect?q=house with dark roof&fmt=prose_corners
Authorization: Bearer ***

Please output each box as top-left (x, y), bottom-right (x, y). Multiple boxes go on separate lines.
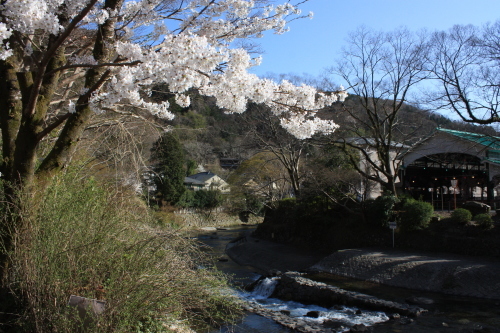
top-left (184, 171), bottom-right (230, 193)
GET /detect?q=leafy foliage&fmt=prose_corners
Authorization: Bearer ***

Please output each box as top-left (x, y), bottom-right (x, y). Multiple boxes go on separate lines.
top-left (399, 199), bottom-right (434, 231)
top-left (193, 189), bottom-right (225, 209)
top-left (228, 151), bottom-right (287, 201)
top-left (151, 133), bottom-right (186, 204)
top-left (176, 189), bottom-right (224, 209)
top-left (186, 159), bottom-right (197, 177)
top-left (451, 208), bottom-right (473, 224)
top-left (7, 172), bottom-right (241, 332)
top-left (276, 197), bottom-right (298, 210)
top-left (363, 194), bottom-right (399, 228)
top-left (475, 213), bottom-right (494, 229)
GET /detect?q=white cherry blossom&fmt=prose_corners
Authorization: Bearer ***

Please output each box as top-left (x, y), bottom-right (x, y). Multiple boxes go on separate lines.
top-left (280, 114), bottom-right (339, 140)
top-left (175, 94), bottom-right (191, 108)
top-left (0, 0), bottom-right (347, 139)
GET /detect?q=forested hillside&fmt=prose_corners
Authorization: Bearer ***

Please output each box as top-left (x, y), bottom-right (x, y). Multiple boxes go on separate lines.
top-left (153, 86), bottom-right (499, 179)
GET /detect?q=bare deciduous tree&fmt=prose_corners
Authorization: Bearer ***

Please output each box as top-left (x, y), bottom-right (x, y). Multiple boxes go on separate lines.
top-left (325, 27), bottom-right (429, 196)
top-left (428, 22), bottom-right (500, 124)
top-left (241, 103), bottom-right (311, 197)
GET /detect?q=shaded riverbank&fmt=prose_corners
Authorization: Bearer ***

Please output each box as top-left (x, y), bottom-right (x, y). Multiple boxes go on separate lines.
top-left (199, 227), bottom-right (500, 332)
top-left (310, 248), bottom-right (500, 300)
top-left (227, 234), bottom-right (500, 300)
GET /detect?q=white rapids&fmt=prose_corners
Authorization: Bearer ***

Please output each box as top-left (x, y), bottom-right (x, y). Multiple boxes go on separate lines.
top-left (238, 277), bottom-right (389, 332)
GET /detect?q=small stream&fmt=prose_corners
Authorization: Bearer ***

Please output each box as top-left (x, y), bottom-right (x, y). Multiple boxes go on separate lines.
top-left (196, 226), bottom-right (500, 333)
top-left (239, 276), bottom-right (389, 330)
top-left (196, 226), bottom-right (293, 333)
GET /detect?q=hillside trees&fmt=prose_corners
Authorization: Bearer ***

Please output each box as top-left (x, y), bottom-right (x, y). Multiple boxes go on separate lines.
top-left (228, 151), bottom-right (290, 204)
top-left (324, 27), bottom-right (429, 196)
top-left (0, 0), bottom-right (342, 191)
top-left (0, 0), bottom-right (348, 305)
top-left (170, 90), bottom-right (252, 173)
top-left (300, 144), bottom-right (364, 211)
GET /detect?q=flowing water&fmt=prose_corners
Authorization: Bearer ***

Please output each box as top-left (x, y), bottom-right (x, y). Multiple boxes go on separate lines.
top-left (309, 273), bottom-right (500, 333)
top-left (197, 226), bottom-right (500, 333)
top-left (238, 277), bottom-right (389, 331)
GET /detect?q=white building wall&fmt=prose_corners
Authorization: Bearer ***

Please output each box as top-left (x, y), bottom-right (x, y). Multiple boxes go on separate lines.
top-left (358, 147), bottom-right (401, 199)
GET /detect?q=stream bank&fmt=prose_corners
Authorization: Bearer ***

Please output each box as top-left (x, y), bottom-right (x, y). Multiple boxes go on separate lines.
top-left (199, 227), bottom-right (500, 332)
top-left (310, 248), bottom-right (500, 300)
top-left (227, 234), bottom-right (500, 300)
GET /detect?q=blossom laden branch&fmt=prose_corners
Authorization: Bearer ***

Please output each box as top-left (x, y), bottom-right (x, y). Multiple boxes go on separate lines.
top-left (45, 59), bottom-right (142, 77)
top-left (1, 0), bottom-right (346, 143)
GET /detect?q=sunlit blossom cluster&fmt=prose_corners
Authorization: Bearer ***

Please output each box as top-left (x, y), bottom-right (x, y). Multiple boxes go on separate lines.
top-left (0, 23), bottom-right (12, 59)
top-left (280, 114), bottom-right (339, 140)
top-left (1, 0), bottom-right (64, 36)
top-left (0, 0), bottom-right (347, 139)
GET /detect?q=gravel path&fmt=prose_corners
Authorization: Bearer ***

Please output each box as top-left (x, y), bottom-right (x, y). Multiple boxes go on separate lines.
top-left (227, 236), bottom-right (500, 300)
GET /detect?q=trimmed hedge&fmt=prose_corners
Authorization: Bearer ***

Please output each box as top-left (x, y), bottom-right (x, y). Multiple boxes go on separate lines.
top-left (475, 213), bottom-right (494, 229)
top-left (451, 208), bottom-right (472, 224)
top-left (399, 199), bottom-right (434, 231)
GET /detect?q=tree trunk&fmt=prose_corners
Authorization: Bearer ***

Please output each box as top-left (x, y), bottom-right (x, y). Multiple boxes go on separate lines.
top-left (382, 176), bottom-right (397, 196)
top-left (0, 0), bottom-right (123, 321)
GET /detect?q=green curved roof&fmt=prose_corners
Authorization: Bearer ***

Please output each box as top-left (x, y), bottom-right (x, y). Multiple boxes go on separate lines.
top-left (438, 128), bottom-right (500, 150)
top-left (438, 128), bottom-right (500, 164)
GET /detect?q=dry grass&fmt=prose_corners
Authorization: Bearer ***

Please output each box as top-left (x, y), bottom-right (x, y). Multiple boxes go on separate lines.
top-left (4, 171), bottom-right (242, 332)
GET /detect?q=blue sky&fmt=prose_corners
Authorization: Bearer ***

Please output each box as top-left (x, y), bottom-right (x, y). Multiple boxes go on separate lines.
top-left (250, 0), bottom-right (500, 78)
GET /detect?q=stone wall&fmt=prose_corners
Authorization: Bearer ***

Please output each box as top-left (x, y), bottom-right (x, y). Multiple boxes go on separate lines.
top-left (174, 211), bottom-right (263, 228)
top-left (272, 272), bottom-right (426, 318)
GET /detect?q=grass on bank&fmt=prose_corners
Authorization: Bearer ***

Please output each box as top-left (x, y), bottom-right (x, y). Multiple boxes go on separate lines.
top-left (2, 171), bottom-right (242, 332)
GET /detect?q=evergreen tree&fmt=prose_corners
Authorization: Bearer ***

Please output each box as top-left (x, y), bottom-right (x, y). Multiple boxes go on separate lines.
top-left (151, 133), bottom-right (185, 205)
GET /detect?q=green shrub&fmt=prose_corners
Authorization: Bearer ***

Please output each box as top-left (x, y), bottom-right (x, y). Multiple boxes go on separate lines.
top-left (176, 189), bottom-right (224, 209)
top-left (276, 197), bottom-right (297, 211)
top-left (399, 199), bottom-right (434, 231)
top-left (475, 213), bottom-right (494, 229)
top-left (451, 208), bottom-right (472, 224)
top-left (363, 194), bottom-right (398, 227)
top-left (8, 172), bottom-right (241, 332)
top-left (176, 189), bottom-right (196, 207)
top-left (301, 195), bottom-right (333, 214)
top-left (193, 189), bottom-right (225, 208)
top-left (243, 193), bottom-right (265, 216)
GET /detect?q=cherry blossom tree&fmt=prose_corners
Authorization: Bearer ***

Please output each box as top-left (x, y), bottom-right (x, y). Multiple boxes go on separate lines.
top-left (241, 102), bottom-right (311, 197)
top-left (0, 0), bottom-right (345, 190)
top-left (0, 0), bottom-right (346, 287)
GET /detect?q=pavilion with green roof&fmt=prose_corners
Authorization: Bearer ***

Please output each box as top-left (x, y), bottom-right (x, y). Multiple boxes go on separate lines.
top-left (401, 128), bottom-right (500, 208)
